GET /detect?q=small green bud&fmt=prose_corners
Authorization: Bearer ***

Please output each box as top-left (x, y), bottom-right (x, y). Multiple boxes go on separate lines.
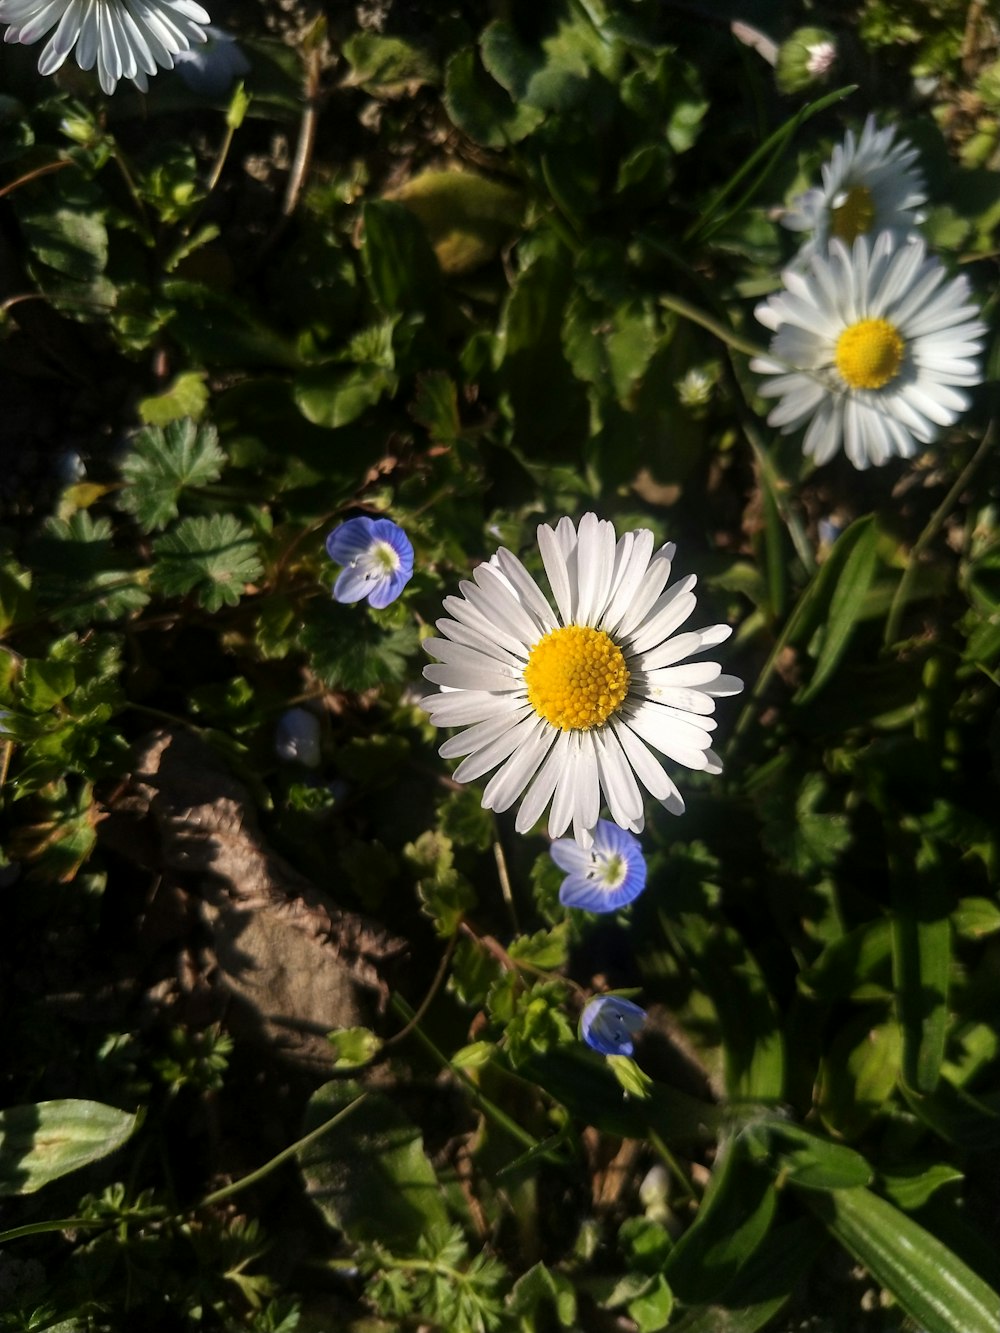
top-left (776, 27), bottom-right (838, 94)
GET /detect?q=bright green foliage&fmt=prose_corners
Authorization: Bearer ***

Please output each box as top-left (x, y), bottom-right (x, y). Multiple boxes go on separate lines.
top-left (151, 513), bottom-right (263, 610)
top-left (0, 1100), bottom-right (140, 1196)
top-left (0, 0), bottom-right (998, 1328)
top-left (118, 418), bottom-right (225, 531)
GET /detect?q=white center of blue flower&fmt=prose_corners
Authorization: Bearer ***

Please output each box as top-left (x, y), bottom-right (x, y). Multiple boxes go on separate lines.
top-left (591, 851), bottom-right (627, 890)
top-left (353, 539), bottom-right (401, 582)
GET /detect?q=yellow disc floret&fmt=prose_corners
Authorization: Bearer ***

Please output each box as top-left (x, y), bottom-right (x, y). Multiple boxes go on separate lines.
top-left (834, 317), bottom-right (905, 391)
top-left (830, 185), bottom-right (876, 243)
top-left (524, 625), bottom-right (630, 731)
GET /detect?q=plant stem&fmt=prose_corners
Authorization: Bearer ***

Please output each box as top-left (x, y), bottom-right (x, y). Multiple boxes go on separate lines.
top-left (195, 1091), bottom-right (368, 1210)
top-left (659, 291), bottom-right (768, 358)
top-left (883, 424), bottom-right (995, 649)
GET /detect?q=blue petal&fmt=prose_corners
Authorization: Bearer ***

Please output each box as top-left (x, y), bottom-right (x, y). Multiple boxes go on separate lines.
top-left (559, 872), bottom-right (642, 913)
top-left (553, 819), bottom-right (647, 914)
top-left (326, 516), bottom-right (379, 563)
top-left (333, 566), bottom-right (376, 604)
top-left (581, 995), bottom-right (647, 1057)
top-left (367, 518), bottom-right (415, 577)
top-left (367, 569), bottom-right (409, 610)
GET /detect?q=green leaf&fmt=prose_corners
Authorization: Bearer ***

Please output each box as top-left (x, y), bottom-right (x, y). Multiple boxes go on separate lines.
top-left (819, 1012), bottom-right (902, 1139)
top-left (627, 1274), bottom-right (673, 1333)
top-left (0, 1100), bottom-right (140, 1195)
top-left (18, 182), bottom-right (108, 282)
top-left (663, 1137), bottom-right (778, 1304)
top-left (443, 47), bottom-right (545, 148)
top-left (388, 169), bottom-right (524, 274)
top-left (952, 896), bottom-right (1000, 939)
top-left (341, 32), bottom-right (439, 94)
top-left (507, 1261), bottom-right (577, 1330)
top-left (799, 918), bottom-right (893, 1002)
top-left (881, 1162), bottom-right (964, 1211)
top-left (654, 895), bottom-right (785, 1101)
top-left (298, 1080), bottom-right (448, 1253)
top-left (27, 512), bottom-right (149, 627)
top-left (890, 831), bottom-right (951, 1094)
top-left (0, 559), bottom-right (35, 636)
top-left (745, 1119), bottom-right (873, 1191)
top-left (137, 372), bottom-right (210, 428)
top-left (18, 660), bottom-right (76, 713)
top-left (301, 601), bottom-right (420, 692)
top-left (119, 418), bottom-right (225, 531)
top-left (151, 514), bottom-right (263, 611)
top-left (794, 515), bottom-right (879, 704)
top-left (293, 362), bottom-right (397, 429)
top-left (361, 200), bottom-right (442, 316)
top-left (667, 1220), bottom-right (825, 1333)
top-left (480, 14), bottom-right (622, 112)
top-left (162, 279), bottom-right (303, 369)
top-left (755, 768), bottom-right (851, 877)
top-left (606, 1055), bottom-right (653, 1100)
top-left (804, 1187), bottom-right (1000, 1333)
top-left (327, 1027), bottom-right (382, 1070)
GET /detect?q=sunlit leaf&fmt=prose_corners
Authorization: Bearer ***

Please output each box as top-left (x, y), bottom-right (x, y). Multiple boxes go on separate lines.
top-left (0, 1100), bottom-right (140, 1195)
top-left (119, 417), bottom-right (225, 531)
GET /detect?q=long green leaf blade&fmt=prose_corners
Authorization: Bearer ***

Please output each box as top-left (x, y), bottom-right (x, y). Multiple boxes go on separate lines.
top-left (805, 1187), bottom-right (1000, 1333)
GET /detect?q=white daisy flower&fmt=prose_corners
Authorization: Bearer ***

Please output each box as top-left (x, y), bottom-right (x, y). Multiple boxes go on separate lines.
top-left (0, 0), bottom-right (211, 96)
top-left (421, 513), bottom-right (743, 847)
top-left (783, 114), bottom-right (926, 255)
top-left (751, 233), bottom-right (987, 470)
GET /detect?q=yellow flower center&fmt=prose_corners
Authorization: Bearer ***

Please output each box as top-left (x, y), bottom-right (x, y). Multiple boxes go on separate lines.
top-left (524, 625), bottom-right (630, 731)
top-left (830, 185), bottom-right (876, 243)
top-left (834, 318), bottom-right (905, 391)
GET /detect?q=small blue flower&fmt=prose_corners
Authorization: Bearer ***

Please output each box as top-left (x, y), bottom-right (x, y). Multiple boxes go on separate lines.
top-left (173, 26), bottom-right (250, 98)
top-left (581, 995), bottom-right (647, 1057)
top-left (551, 820), bottom-right (647, 913)
top-left (275, 707), bottom-right (321, 768)
top-left (325, 516), bottom-right (414, 610)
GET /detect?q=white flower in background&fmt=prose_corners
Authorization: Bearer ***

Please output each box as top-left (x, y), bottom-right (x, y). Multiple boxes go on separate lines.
top-left (0, 0), bottom-right (211, 96)
top-left (783, 115), bottom-right (926, 255)
top-left (806, 41), bottom-right (836, 77)
top-left (751, 233), bottom-right (986, 470)
top-left (422, 513), bottom-right (743, 847)
top-left (675, 366), bottom-right (716, 410)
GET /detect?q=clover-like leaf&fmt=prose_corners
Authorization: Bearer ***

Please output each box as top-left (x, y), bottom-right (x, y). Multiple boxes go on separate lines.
top-left (28, 512), bottom-right (149, 627)
top-left (119, 417), bottom-right (226, 532)
top-left (151, 514), bottom-right (263, 612)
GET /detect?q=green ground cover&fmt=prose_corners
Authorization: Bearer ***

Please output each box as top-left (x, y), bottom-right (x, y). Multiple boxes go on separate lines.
top-left (1, 1), bottom-right (999, 1329)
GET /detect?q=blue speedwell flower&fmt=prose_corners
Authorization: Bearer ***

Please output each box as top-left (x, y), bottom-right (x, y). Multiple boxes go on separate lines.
top-left (552, 819), bottom-right (646, 913)
top-left (581, 995), bottom-right (647, 1057)
top-left (326, 516), bottom-right (414, 610)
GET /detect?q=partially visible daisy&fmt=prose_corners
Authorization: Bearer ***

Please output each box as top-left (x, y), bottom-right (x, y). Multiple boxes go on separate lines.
top-left (0, 0), bottom-right (211, 96)
top-left (581, 995), bottom-right (647, 1057)
top-left (751, 233), bottom-right (986, 470)
top-left (422, 513), bottom-right (743, 847)
top-left (551, 820), bottom-right (646, 913)
top-left (326, 516), bottom-right (414, 609)
top-left (783, 115), bottom-right (926, 255)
